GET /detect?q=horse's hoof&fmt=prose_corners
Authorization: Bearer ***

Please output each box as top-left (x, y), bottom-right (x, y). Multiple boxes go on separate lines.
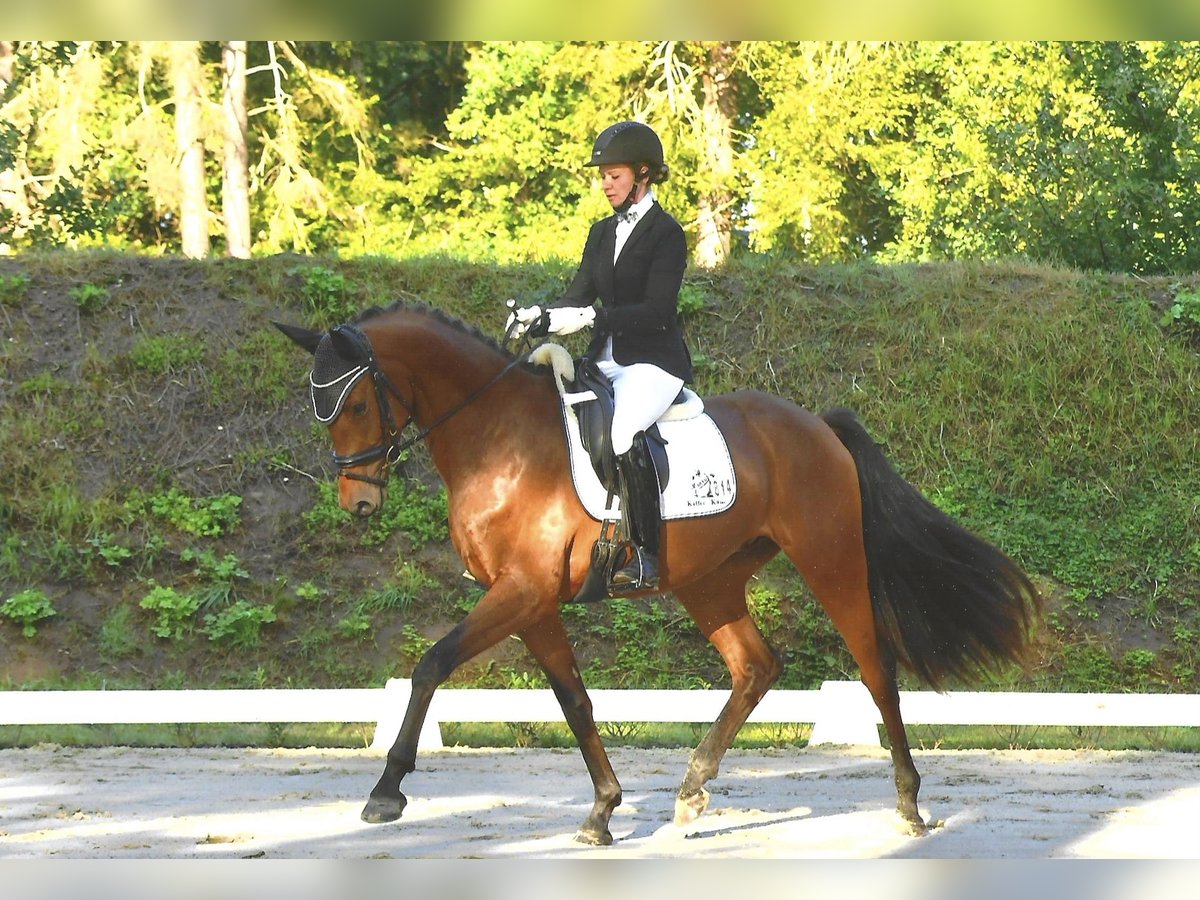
top-left (574, 825), bottom-right (613, 846)
top-left (899, 810), bottom-right (927, 836)
top-left (361, 792), bottom-right (407, 824)
top-left (674, 787), bottom-right (710, 826)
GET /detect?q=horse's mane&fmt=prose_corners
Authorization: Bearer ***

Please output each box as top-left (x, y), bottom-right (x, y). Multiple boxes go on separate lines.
top-left (353, 299), bottom-right (511, 356)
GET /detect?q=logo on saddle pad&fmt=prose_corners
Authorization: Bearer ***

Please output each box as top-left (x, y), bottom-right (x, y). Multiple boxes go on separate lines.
top-left (530, 344), bottom-right (737, 522)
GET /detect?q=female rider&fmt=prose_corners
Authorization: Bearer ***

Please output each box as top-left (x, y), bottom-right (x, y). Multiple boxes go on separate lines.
top-left (510, 121), bottom-right (693, 592)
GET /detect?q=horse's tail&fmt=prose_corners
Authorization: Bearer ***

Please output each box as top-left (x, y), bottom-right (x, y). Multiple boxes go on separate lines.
top-left (821, 407), bottom-right (1042, 690)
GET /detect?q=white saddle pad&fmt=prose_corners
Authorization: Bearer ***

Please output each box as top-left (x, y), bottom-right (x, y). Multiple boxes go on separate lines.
top-left (531, 344), bottom-right (737, 523)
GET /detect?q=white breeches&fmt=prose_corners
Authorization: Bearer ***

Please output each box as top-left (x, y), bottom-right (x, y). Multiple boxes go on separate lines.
top-left (596, 358), bottom-right (685, 455)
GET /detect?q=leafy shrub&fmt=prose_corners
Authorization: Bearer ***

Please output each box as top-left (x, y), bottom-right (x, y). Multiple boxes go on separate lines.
top-left (139, 584), bottom-right (200, 640)
top-left (203, 600), bottom-right (277, 648)
top-left (85, 533), bottom-right (133, 568)
top-left (677, 283), bottom-right (707, 317)
top-left (131, 488), bottom-right (242, 537)
top-left (1, 588), bottom-right (57, 637)
top-left (336, 609), bottom-right (373, 640)
top-left (304, 479), bottom-right (449, 546)
top-left (0, 272), bottom-right (31, 306)
top-left (1161, 286), bottom-right (1200, 329)
top-left (181, 548), bottom-right (250, 608)
top-left (291, 265), bottom-right (358, 325)
top-left (69, 282), bottom-right (109, 314)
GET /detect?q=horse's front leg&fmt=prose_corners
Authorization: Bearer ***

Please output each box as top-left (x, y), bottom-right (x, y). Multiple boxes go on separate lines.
top-left (361, 579), bottom-right (540, 824)
top-left (520, 614), bottom-right (622, 845)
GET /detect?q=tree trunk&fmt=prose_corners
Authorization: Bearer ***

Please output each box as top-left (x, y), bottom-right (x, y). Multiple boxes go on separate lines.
top-left (170, 41), bottom-right (209, 259)
top-left (693, 42), bottom-right (739, 269)
top-left (221, 41), bottom-right (251, 258)
top-left (0, 41), bottom-right (27, 247)
top-left (0, 40), bottom-right (13, 86)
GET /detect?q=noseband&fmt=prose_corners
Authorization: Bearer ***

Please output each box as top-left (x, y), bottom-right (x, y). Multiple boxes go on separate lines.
top-left (315, 323), bottom-right (531, 488)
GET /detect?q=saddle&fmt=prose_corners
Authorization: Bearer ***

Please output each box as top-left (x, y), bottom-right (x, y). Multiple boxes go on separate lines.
top-left (569, 357), bottom-right (671, 497)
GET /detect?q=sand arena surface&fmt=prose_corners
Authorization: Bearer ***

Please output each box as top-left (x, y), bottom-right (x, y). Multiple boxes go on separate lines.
top-left (1, 744), bottom-right (1198, 858)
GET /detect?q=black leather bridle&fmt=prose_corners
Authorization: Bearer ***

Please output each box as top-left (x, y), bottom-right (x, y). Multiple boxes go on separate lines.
top-left (322, 324), bottom-right (531, 488)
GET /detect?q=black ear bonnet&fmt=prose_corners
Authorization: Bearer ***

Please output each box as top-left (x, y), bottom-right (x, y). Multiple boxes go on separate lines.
top-left (309, 325), bottom-right (373, 423)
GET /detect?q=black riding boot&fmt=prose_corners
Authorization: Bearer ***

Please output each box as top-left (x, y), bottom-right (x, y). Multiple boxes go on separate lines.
top-left (609, 433), bottom-right (662, 592)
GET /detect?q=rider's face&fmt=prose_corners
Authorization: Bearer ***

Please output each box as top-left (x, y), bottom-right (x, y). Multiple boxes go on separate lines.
top-left (599, 163), bottom-right (645, 209)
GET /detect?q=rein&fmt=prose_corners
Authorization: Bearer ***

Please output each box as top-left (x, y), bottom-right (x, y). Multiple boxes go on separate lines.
top-left (330, 324), bottom-right (535, 487)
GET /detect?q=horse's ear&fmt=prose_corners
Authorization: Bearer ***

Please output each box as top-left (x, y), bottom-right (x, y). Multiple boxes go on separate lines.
top-left (329, 325), bottom-right (371, 363)
top-left (273, 321), bottom-right (323, 355)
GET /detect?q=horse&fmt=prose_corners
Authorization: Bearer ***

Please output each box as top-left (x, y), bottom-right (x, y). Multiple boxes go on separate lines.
top-left (275, 301), bottom-right (1041, 846)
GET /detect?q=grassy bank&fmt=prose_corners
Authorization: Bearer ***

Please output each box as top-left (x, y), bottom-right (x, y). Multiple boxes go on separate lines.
top-left (1, 251), bottom-right (1198, 708)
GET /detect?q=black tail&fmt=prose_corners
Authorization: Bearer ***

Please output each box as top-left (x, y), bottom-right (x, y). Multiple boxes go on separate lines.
top-left (821, 407), bottom-right (1042, 689)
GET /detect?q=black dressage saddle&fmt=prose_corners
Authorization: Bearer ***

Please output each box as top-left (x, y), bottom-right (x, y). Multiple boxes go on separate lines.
top-left (569, 357), bottom-right (672, 497)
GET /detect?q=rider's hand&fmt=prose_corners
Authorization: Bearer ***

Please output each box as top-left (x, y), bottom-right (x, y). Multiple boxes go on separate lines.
top-left (546, 307), bottom-right (596, 336)
top-left (505, 303), bottom-right (543, 337)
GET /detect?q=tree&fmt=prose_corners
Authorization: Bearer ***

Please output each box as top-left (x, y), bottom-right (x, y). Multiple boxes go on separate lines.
top-left (168, 41), bottom-right (209, 259)
top-left (221, 41), bottom-right (250, 259)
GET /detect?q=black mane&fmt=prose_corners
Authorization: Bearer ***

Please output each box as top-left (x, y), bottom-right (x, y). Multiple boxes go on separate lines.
top-left (354, 300), bottom-right (514, 358)
top-left (353, 299), bottom-right (549, 372)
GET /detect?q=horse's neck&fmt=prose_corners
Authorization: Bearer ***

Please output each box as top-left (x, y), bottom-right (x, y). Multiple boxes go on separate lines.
top-left (399, 339), bottom-right (557, 488)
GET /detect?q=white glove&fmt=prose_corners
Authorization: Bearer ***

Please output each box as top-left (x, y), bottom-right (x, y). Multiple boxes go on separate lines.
top-left (505, 303), bottom-right (543, 337)
top-left (546, 306), bottom-right (596, 336)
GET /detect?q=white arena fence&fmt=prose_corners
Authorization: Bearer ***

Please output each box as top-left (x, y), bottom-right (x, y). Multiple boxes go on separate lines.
top-left (2, 680), bottom-right (1199, 752)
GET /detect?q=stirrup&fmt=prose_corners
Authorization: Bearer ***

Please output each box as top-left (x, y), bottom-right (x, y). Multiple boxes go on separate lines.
top-left (608, 545), bottom-right (659, 594)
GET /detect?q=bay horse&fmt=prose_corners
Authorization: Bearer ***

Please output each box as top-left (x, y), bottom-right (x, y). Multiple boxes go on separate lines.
top-left (276, 301), bottom-right (1041, 846)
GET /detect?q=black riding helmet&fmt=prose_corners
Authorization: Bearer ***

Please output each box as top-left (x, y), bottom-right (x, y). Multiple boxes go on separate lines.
top-left (584, 121), bottom-right (669, 185)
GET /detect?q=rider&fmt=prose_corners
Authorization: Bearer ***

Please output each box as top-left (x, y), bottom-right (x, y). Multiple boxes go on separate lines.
top-left (509, 121), bottom-right (693, 591)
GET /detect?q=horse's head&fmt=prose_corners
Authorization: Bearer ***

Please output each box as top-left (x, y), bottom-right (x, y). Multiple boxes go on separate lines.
top-left (275, 321), bottom-right (412, 518)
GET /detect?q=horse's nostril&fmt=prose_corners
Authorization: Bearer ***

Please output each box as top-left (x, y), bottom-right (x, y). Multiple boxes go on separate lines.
top-left (355, 500), bottom-right (376, 517)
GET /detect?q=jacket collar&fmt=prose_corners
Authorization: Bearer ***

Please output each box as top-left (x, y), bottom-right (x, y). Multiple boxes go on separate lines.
top-left (614, 200), bottom-right (659, 263)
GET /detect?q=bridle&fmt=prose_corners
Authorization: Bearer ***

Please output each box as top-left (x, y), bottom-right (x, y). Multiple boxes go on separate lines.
top-left (322, 331), bottom-right (415, 488)
top-left (319, 323), bottom-right (532, 488)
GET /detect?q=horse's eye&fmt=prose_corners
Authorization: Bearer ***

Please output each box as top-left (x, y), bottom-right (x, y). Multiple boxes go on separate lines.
top-left (352, 401), bottom-right (369, 416)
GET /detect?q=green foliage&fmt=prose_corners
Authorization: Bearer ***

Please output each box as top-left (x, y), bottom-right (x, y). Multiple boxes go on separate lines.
top-left (6, 41), bottom-right (1200, 274)
top-left (294, 581), bottom-right (323, 602)
top-left (0, 273), bottom-right (31, 306)
top-left (304, 478), bottom-right (449, 546)
top-left (677, 283), bottom-right (707, 318)
top-left (365, 481), bottom-right (450, 546)
top-left (1162, 286), bottom-right (1200, 329)
top-left (1, 588), bottom-right (57, 637)
top-left (17, 372), bottom-right (70, 397)
top-left (181, 549), bottom-right (250, 609)
top-left (139, 584), bottom-right (201, 641)
top-left (290, 265), bottom-right (359, 326)
top-left (209, 329), bottom-right (297, 408)
top-left (98, 604), bottom-right (140, 660)
top-left (400, 624), bottom-right (434, 660)
top-left (84, 533), bottom-right (133, 569)
top-left (2, 252), bottom-right (1200, 698)
top-left (131, 488), bottom-right (242, 538)
top-left (336, 609), bottom-right (373, 640)
top-left (202, 600), bottom-right (277, 649)
top-left (69, 282), bottom-right (109, 314)
top-left (126, 335), bottom-right (205, 374)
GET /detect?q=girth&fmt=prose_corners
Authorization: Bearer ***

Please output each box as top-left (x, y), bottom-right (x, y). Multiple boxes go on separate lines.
top-left (569, 357), bottom-right (671, 496)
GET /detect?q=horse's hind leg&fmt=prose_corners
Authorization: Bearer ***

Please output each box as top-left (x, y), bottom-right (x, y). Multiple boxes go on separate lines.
top-left (520, 614), bottom-right (622, 845)
top-left (672, 546), bottom-right (782, 826)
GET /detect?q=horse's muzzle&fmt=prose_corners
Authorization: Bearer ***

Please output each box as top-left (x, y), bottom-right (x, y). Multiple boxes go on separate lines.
top-left (339, 478), bottom-right (383, 518)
